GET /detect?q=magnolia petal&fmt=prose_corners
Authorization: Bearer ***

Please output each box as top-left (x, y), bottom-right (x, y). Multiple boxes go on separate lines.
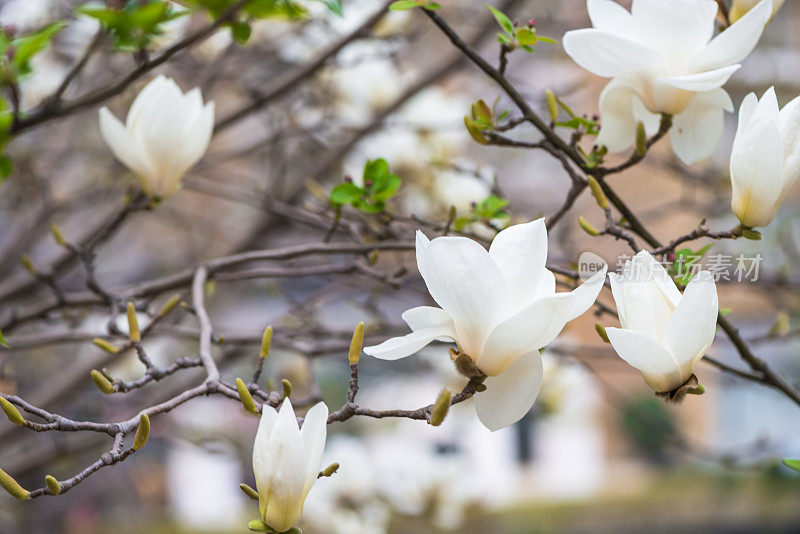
top-left (671, 88), bottom-right (733, 165)
top-left (658, 65), bottom-right (740, 92)
top-left (736, 92), bottom-right (759, 137)
top-left (477, 294), bottom-right (573, 376)
top-left (662, 272), bottom-right (718, 372)
top-left (565, 265), bottom-right (608, 322)
top-left (300, 402), bottom-right (328, 497)
top-left (777, 93), bottom-right (800, 198)
top-left (605, 327), bottom-right (685, 392)
top-left (402, 306), bottom-right (454, 332)
top-left (690, 0), bottom-right (771, 72)
top-left (98, 107), bottom-right (156, 183)
top-left (533, 268), bottom-right (557, 300)
top-left (253, 405), bottom-right (279, 508)
top-left (631, 0), bottom-right (717, 65)
top-left (363, 327), bottom-right (454, 361)
top-left (474, 352), bottom-right (543, 432)
top-left (636, 250), bottom-right (683, 308)
top-left (595, 78), bottom-right (638, 152)
top-left (730, 117), bottom-right (784, 227)
top-left (127, 75), bottom-right (171, 131)
top-left (751, 86), bottom-right (780, 122)
top-left (488, 218), bottom-right (548, 306)
top-left (415, 230), bottom-right (432, 282)
top-left (420, 236), bottom-right (511, 357)
top-left (587, 0), bottom-right (633, 36)
top-left (563, 29), bottom-right (661, 78)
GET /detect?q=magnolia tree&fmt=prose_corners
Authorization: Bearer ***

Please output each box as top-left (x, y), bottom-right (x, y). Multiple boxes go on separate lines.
top-left (0, 0), bottom-right (799, 532)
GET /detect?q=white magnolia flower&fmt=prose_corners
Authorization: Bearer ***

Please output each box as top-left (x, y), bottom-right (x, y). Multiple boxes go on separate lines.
top-left (563, 0), bottom-right (772, 164)
top-left (99, 75), bottom-right (214, 199)
top-left (731, 0), bottom-right (785, 22)
top-left (252, 399), bottom-right (328, 533)
top-left (363, 219), bottom-right (607, 431)
top-left (730, 87), bottom-right (800, 228)
top-left (606, 251), bottom-right (718, 392)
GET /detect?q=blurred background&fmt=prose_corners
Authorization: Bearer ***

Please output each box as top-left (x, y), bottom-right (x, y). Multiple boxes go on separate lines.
top-left (1, 0), bottom-right (800, 532)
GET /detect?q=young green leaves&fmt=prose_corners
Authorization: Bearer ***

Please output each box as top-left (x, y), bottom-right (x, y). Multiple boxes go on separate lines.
top-left (487, 6), bottom-right (555, 52)
top-left (390, 0), bottom-right (441, 11)
top-left (329, 158), bottom-right (401, 214)
top-left (453, 194), bottom-right (510, 231)
top-left (77, 1), bottom-right (185, 50)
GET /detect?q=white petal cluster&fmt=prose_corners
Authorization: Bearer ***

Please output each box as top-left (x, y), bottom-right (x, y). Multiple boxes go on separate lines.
top-left (730, 87), bottom-right (800, 228)
top-left (564, 0), bottom-right (772, 164)
top-left (252, 399), bottom-right (328, 533)
top-left (99, 75), bottom-right (214, 199)
top-left (606, 251), bottom-right (718, 393)
top-left (364, 219), bottom-right (606, 431)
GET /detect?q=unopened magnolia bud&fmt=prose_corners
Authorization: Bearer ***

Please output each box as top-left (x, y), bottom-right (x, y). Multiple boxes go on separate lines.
top-left (126, 303), bottom-right (141, 342)
top-left (578, 216), bottom-right (600, 236)
top-left (368, 249), bottom-right (379, 265)
top-left (742, 229), bottom-right (762, 240)
top-left (93, 338), bottom-right (120, 354)
top-left (239, 483), bottom-right (259, 500)
top-left (595, 323), bottom-right (610, 343)
top-left (133, 413), bottom-right (150, 451)
top-left (159, 294), bottom-right (182, 316)
top-left (247, 519), bottom-right (270, 532)
top-left (281, 379), bottom-right (292, 399)
top-left (45, 475), bottom-right (60, 495)
top-left (0, 398), bottom-right (24, 426)
top-left (586, 176), bottom-right (609, 210)
top-left (430, 389), bottom-right (451, 426)
top-left (91, 370), bottom-right (114, 394)
top-left (20, 254), bottom-right (35, 274)
top-left (0, 468), bottom-right (29, 500)
top-left (259, 326), bottom-right (272, 359)
top-left (769, 311), bottom-right (791, 337)
top-left (50, 224), bottom-right (66, 247)
top-left (545, 90), bottom-right (558, 122)
top-left (635, 121), bottom-right (647, 157)
top-left (236, 378), bottom-right (259, 414)
top-left (321, 463), bottom-right (339, 477)
top-left (348, 322), bottom-right (364, 365)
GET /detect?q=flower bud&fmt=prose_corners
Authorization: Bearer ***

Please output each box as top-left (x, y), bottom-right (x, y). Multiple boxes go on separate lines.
top-left (259, 326), bottom-right (272, 359)
top-left (578, 216), bottom-right (600, 236)
top-left (281, 379), bottom-right (292, 399)
top-left (247, 519), bottom-right (271, 532)
top-left (0, 468), bottom-right (29, 500)
top-left (50, 224), bottom-right (67, 247)
top-left (320, 462), bottom-right (339, 477)
top-left (133, 413), bottom-right (150, 451)
top-left (595, 323), bottom-right (610, 343)
top-left (348, 322), bottom-right (364, 365)
top-left (239, 483), bottom-right (259, 500)
top-left (93, 338), bottom-right (120, 354)
top-left (158, 294), bottom-right (182, 317)
top-left (45, 475), bottom-right (60, 495)
top-left (546, 89), bottom-right (558, 122)
top-left (0, 397), bottom-right (25, 426)
top-left (635, 121), bottom-right (647, 157)
top-left (587, 176), bottom-right (609, 210)
top-left (429, 389), bottom-right (451, 426)
top-left (19, 254), bottom-right (35, 275)
top-left (237, 378), bottom-right (259, 414)
top-left (126, 302), bottom-right (141, 342)
top-left (91, 370), bottom-right (115, 394)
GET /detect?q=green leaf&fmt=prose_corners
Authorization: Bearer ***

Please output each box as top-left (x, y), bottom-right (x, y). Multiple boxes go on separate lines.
top-left (0, 328), bottom-right (6, 348)
top-left (486, 5), bottom-right (513, 34)
top-left (422, 1), bottom-right (442, 9)
top-left (231, 21), bottom-right (252, 43)
top-left (537, 36), bottom-right (557, 44)
top-left (363, 158), bottom-right (390, 187)
top-left (12, 22), bottom-right (66, 75)
top-left (497, 33), bottom-right (510, 44)
top-left (320, 0), bottom-right (344, 16)
top-left (329, 183), bottom-right (363, 205)
top-left (782, 459), bottom-right (800, 473)
top-left (373, 174), bottom-right (401, 200)
top-left (516, 27), bottom-right (537, 46)
top-left (390, 0), bottom-right (422, 10)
